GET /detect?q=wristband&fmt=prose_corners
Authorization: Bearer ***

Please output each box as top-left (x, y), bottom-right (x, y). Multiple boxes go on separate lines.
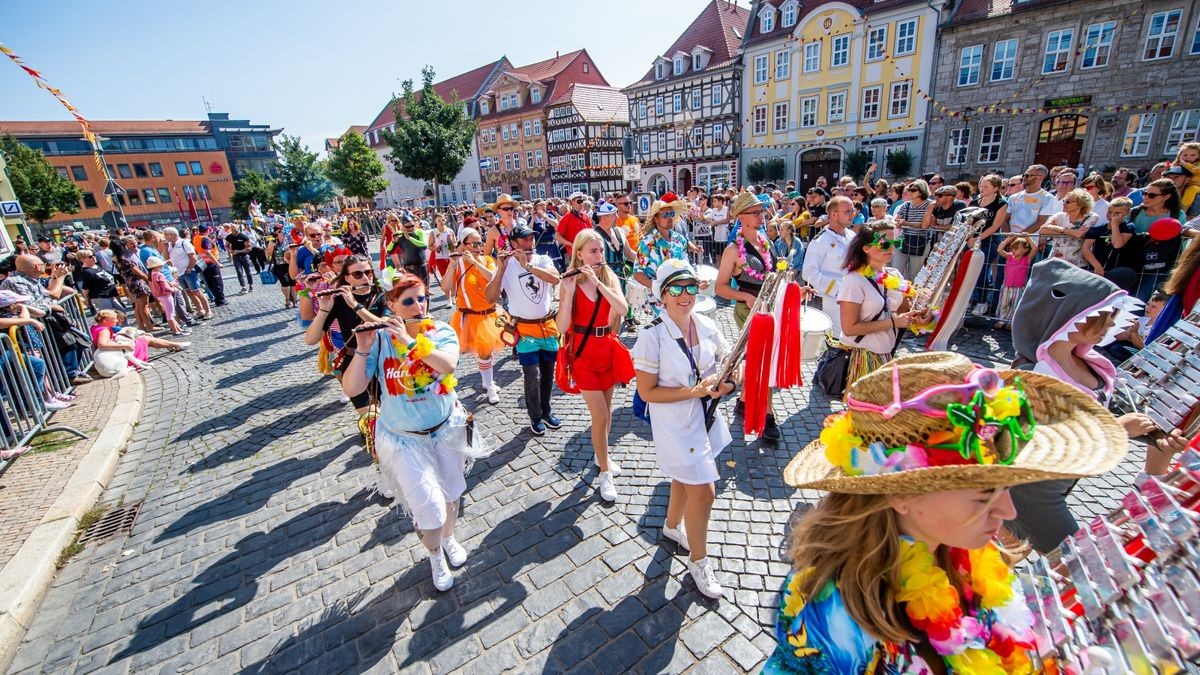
top-left (355, 350), bottom-right (370, 357)
top-left (354, 303), bottom-right (365, 311)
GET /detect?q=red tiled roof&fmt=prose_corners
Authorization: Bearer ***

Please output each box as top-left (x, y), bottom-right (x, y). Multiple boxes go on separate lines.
top-left (367, 58), bottom-right (507, 132)
top-left (631, 0), bottom-right (751, 86)
top-left (548, 84), bottom-right (630, 124)
top-left (511, 50), bottom-right (586, 83)
top-left (743, 0), bottom-right (928, 48)
top-left (0, 120), bottom-right (210, 137)
top-left (479, 50), bottom-right (610, 120)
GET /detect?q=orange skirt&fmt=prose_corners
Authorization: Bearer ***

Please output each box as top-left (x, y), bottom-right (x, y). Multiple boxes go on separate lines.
top-left (569, 333), bottom-right (635, 391)
top-left (451, 307), bottom-right (507, 357)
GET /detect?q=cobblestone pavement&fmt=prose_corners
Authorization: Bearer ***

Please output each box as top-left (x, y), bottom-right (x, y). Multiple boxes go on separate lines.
top-left (6, 276), bottom-right (1146, 674)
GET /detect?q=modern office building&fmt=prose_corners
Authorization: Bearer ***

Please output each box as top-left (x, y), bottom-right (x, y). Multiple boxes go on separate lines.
top-left (204, 112), bottom-right (281, 180)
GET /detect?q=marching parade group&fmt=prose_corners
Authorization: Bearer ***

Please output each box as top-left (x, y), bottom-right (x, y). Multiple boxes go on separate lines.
top-left (11, 155), bottom-right (1196, 671)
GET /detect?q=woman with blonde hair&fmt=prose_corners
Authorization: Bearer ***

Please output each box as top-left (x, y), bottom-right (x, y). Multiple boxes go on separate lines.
top-left (556, 229), bottom-right (634, 502)
top-left (1040, 187), bottom-right (1098, 268)
top-left (765, 351), bottom-right (1128, 672)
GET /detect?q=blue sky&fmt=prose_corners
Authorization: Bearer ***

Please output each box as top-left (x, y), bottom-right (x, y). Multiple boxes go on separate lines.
top-left (1, 0), bottom-right (728, 155)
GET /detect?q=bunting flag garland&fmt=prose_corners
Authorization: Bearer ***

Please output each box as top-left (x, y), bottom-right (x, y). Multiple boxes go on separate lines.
top-left (1, 42), bottom-right (111, 203)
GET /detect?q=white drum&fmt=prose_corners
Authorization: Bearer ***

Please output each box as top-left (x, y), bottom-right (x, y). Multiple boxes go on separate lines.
top-left (799, 306), bottom-right (832, 361)
top-left (696, 265), bottom-right (719, 298)
top-left (694, 295), bottom-right (717, 314)
top-left (626, 280), bottom-right (653, 317)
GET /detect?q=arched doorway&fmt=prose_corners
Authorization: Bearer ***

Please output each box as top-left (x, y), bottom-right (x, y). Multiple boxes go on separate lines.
top-left (648, 174), bottom-right (669, 197)
top-left (798, 148), bottom-right (842, 191)
top-left (1034, 115), bottom-right (1088, 168)
top-left (677, 168), bottom-right (693, 193)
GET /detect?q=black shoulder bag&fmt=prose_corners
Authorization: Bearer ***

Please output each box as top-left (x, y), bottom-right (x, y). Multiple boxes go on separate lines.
top-left (814, 277), bottom-right (895, 397)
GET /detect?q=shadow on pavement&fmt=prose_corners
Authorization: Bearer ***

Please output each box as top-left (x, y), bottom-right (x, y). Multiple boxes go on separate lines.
top-left (201, 333), bottom-right (297, 366)
top-left (220, 319), bottom-right (293, 342)
top-left (110, 489), bottom-right (373, 665)
top-left (211, 308), bottom-right (287, 327)
top-left (181, 399), bottom-right (344, 474)
top-left (173, 378), bottom-right (329, 444)
top-left (214, 351), bottom-right (315, 390)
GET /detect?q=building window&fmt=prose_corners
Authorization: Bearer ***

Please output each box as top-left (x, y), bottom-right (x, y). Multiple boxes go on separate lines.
top-left (526, 151), bottom-right (534, 168)
top-left (947, 128), bottom-right (971, 165)
top-left (673, 93), bottom-right (682, 112)
top-left (115, 164), bottom-right (131, 179)
top-left (958, 45), bottom-right (983, 86)
top-left (828, 91), bottom-right (846, 123)
top-left (778, 49), bottom-right (794, 78)
top-left (754, 54), bottom-right (769, 83)
top-left (149, 162), bottom-right (162, 177)
top-left (655, 63), bottom-right (665, 80)
top-left (535, 149), bottom-right (543, 167)
top-left (127, 190), bottom-right (141, 205)
top-left (175, 161), bottom-right (189, 175)
top-left (1165, 109), bottom-right (1200, 154)
top-left (655, 96), bottom-right (664, 116)
top-left (1082, 21), bottom-right (1115, 68)
top-left (481, 99), bottom-right (489, 114)
top-left (505, 154), bottom-right (513, 171)
top-left (800, 97), bottom-right (817, 128)
top-left (533, 120), bottom-right (541, 136)
top-left (774, 102), bottom-right (790, 132)
top-left (70, 165), bottom-right (87, 181)
top-left (158, 188), bottom-right (172, 202)
top-left (802, 43), bottom-right (819, 73)
top-left (978, 125), bottom-right (1004, 163)
top-left (1042, 28), bottom-right (1074, 74)
top-left (140, 189), bottom-right (156, 204)
top-left (888, 81), bottom-right (911, 118)
top-left (190, 161), bottom-right (203, 175)
top-left (672, 130), bottom-right (682, 150)
top-left (81, 192), bottom-right (97, 208)
top-left (867, 26), bottom-right (888, 61)
top-left (1122, 113), bottom-right (1157, 156)
top-left (782, 1), bottom-right (796, 27)
top-left (638, 101), bottom-right (647, 119)
top-left (657, 132), bottom-right (666, 151)
top-left (712, 84), bottom-right (723, 106)
top-left (641, 135), bottom-right (650, 153)
top-left (525, 121), bottom-right (534, 137)
top-left (54, 166), bottom-right (67, 179)
top-left (713, 123), bottom-right (725, 143)
top-left (862, 86), bottom-right (882, 121)
top-left (760, 10), bottom-right (775, 33)
top-left (831, 34), bottom-right (851, 67)
top-left (895, 19), bottom-right (918, 55)
top-left (674, 57), bottom-right (684, 76)
top-left (753, 105), bottom-right (768, 135)
top-left (692, 88), bottom-right (702, 110)
top-left (133, 163), bottom-right (147, 178)
top-left (516, 153), bottom-right (524, 170)
top-left (693, 53), bottom-right (703, 71)
top-left (1192, 13), bottom-right (1200, 55)
top-left (991, 39), bottom-right (1018, 81)
top-left (692, 127), bottom-right (703, 148)
top-left (502, 126), bottom-right (510, 141)
top-left (1144, 9), bottom-right (1183, 60)
top-left (531, 88), bottom-right (541, 104)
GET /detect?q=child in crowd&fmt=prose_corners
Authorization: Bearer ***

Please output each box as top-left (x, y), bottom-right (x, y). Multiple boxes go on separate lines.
top-left (1172, 141), bottom-right (1200, 211)
top-left (995, 233), bottom-right (1034, 328)
top-left (145, 257), bottom-right (188, 337)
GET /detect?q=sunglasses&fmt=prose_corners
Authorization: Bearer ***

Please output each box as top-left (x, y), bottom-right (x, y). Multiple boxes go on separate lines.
top-left (660, 211), bottom-right (676, 218)
top-left (905, 187), bottom-right (920, 192)
top-left (399, 295), bottom-right (428, 306)
top-left (1021, 172), bottom-right (1042, 179)
top-left (871, 234), bottom-right (905, 251)
top-left (307, 233), bottom-right (323, 239)
top-left (467, 241), bottom-right (484, 247)
top-left (665, 283), bottom-right (700, 297)
top-left (616, 201), bottom-right (632, 206)
top-left (499, 206), bottom-right (515, 212)
top-left (1144, 192), bottom-right (1166, 198)
top-left (348, 269), bottom-right (374, 279)
top-left (572, 199), bottom-right (584, 204)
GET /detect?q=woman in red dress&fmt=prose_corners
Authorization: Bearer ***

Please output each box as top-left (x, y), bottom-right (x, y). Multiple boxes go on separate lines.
top-left (556, 229), bottom-right (635, 503)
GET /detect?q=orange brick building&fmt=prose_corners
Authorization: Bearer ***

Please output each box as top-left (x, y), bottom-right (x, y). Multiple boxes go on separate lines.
top-left (0, 120), bottom-right (240, 233)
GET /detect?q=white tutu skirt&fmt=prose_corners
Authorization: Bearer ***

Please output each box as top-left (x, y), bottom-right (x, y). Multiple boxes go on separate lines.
top-left (374, 403), bottom-right (490, 530)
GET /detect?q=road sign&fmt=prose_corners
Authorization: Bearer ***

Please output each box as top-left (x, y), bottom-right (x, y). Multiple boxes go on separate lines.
top-left (622, 164), bottom-right (642, 181)
top-left (479, 157), bottom-right (493, 170)
top-left (636, 193), bottom-right (654, 216)
top-left (0, 200), bottom-right (22, 217)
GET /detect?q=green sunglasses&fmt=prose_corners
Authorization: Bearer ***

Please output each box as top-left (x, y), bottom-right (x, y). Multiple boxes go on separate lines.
top-left (665, 283), bottom-right (700, 297)
top-left (870, 232), bottom-right (904, 251)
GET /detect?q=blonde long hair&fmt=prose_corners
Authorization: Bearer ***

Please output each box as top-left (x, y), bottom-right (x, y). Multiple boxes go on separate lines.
top-left (567, 229), bottom-right (616, 288)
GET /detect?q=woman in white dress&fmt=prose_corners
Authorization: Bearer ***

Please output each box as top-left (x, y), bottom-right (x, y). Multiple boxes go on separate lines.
top-left (631, 259), bottom-right (735, 599)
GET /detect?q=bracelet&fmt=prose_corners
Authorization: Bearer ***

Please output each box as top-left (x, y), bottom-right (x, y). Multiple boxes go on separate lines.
top-left (355, 350), bottom-right (370, 357)
top-left (354, 303), bottom-right (365, 311)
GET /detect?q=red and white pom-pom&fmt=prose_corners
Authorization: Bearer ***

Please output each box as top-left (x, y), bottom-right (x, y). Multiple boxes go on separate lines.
top-left (743, 312), bottom-right (775, 437)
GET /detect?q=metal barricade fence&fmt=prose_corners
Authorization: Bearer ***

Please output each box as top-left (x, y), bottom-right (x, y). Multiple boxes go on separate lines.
top-left (58, 294), bottom-right (94, 376)
top-left (0, 330), bottom-right (86, 475)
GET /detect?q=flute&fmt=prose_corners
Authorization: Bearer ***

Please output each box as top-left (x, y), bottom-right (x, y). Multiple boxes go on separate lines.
top-left (561, 263), bottom-right (606, 279)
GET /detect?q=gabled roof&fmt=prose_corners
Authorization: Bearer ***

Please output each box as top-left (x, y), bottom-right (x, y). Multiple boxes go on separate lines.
top-left (0, 120), bottom-right (211, 137)
top-left (367, 58), bottom-right (507, 133)
top-left (512, 49), bottom-right (586, 83)
top-left (326, 125), bottom-right (368, 150)
top-left (547, 84), bottom-right (630, 124)
top-left (629, 0), bottom-right (750, 87)
top-left (948, 0), bottom-right (1063, 25)
top-left (480, 50), bottom-right (610, 119)
top-left (742, 0), bottom-right (926, 49)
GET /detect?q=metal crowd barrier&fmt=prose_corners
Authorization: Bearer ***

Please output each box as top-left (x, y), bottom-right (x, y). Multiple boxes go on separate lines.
top-left (0, 324), bottom-right (87, 475)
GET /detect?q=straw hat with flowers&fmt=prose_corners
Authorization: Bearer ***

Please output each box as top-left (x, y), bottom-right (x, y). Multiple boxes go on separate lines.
top-left (784, 352), bottom-right (1127, 494)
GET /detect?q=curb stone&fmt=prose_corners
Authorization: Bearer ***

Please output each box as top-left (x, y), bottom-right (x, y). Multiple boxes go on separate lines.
top-left (0, 372), bottom-right (144, 673)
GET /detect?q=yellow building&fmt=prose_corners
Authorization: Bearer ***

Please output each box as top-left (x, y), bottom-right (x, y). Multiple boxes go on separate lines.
top-left (741, 0), bottom-right (941, 188)
top-left (0, 153), bottom-right (25, 251)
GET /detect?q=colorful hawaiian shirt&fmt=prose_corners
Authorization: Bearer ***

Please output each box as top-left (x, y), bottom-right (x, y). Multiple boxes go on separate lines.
top-left (636, 229), bottom-right (689, 280)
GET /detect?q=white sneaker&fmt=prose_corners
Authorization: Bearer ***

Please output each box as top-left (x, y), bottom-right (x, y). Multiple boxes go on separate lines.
top-left (442, 536), bottom-right (467, 567)
top-left (662, 524), bottom-right (690, 552)
top-left (594, 456), bottom-right (622, 477)
top-left (428, 548), bottom-right (454, 591)
top-left (339, 392), bottom-right (351, 404)
top-left (596, 471), bottom-right (617, 502)
top-left (486, 384), bottom-right (500, 404)
top-left (686, 557), bottom-right (724, 599)
top-left (172, 342), bottom-right (191, 351)
top-left (44, 399), bottom-right (71, 411)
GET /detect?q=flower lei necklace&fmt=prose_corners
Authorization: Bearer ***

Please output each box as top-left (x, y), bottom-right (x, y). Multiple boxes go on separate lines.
top-left (736, 231), bottom-right (773, 281)
top-left (896, 537), bottom-right (1036, 672)
top-left (384, 319), bottom-right (458, 397)
top-left (858, 265), bottom-right (916, 299)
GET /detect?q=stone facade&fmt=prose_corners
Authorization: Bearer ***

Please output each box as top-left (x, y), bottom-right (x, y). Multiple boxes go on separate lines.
top-left (925, 0), bottom-right (1200, 180)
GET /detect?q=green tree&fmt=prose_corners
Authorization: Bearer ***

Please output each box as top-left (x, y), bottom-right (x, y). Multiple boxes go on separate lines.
top-left (381, 65), bottom-right (477, 207)
top-left (746, 160), bottom-right (766, 184)
top-left (885, 149), bottom-right (914, 180)
top-left (765, 157), bottom-right (787, 182)
top-left (273, 134), bottom-right (335, 207)
top-left (843, 150), bottom-right (872, 183)
top-left (0, 135), bottom-right (82, 224)
top-left (230, 170), bottom-right (282, 218)
top-left (325, 131), bottom-right (387, 207)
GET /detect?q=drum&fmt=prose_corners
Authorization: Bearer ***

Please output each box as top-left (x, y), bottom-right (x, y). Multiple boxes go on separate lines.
top-left (626, 280), bottom-right (653, 318)
top-left (694, 295), bottom-right (717, 313)
top-left (799, 306), bottom-right (832, 361)
top-left (696, 265), bottom-right (719, 297)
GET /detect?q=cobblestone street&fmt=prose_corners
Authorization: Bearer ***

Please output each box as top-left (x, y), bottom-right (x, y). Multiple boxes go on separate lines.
top-left (6, 282), bottom-right (1146, 674)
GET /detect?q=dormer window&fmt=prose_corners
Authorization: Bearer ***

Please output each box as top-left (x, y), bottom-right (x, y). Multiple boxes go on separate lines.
top-left (480, 99), bottom-right (489, 115)
top-left (655, 62), bottom-right (666, 80)
top-left (760, 8), bottom-right (776, 33)
top-left (531, 87), bottom-right (541, 104)
top-left (674, 57), bottom-right (684, 75)
top-left (782, 1), bottom-right (797, 27)
top-left (693, 54), bottom-right (703, 70)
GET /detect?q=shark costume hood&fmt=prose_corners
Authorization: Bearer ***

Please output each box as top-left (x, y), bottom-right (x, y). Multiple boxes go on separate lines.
top-left (1011, 258), bottom-right (1142, 401)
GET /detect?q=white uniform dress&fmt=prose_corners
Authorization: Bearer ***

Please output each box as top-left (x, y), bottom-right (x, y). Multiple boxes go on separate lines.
top-left (631, 313), bottom-right (733, 485)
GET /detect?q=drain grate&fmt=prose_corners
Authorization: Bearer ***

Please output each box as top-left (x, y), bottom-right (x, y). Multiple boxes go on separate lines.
top-left (77, 501), bottom-right (142, 546)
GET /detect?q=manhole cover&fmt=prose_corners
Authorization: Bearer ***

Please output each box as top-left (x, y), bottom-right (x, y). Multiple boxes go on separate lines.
top-left (77, 501), bottom-right (142, 546)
